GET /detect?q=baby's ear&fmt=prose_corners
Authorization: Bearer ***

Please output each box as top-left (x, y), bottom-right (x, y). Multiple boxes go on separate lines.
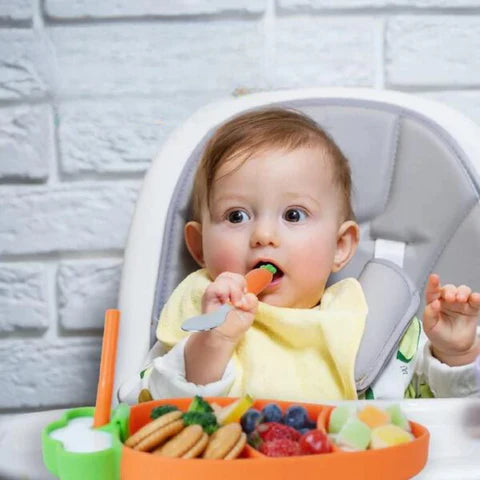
top-left (332, 220), bottom-right (360, 272)
top-left (184, 221), bottom-right (205, 267)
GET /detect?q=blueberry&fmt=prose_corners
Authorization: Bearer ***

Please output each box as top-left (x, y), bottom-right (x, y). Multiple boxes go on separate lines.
top-left (261, 403), bottom-right (283, 423)
top-left (241, 408), bottom-right (263, 434)
top-left (284, 405), bottom-right (309, 430)
top-left (298, 427), bottom-right (313, 436)
top-left (305, 418), bottom-right (317, 429)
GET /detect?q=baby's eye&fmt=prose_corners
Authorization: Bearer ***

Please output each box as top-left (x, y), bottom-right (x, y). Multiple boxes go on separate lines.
top-left (227, 210), bottom-right (250, 224)
top-left (283, 208), bottom-right (307, 223)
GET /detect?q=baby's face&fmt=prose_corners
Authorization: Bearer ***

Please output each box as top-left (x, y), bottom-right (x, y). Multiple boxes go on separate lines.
top-left (198, 147), bottom-right (350, 308)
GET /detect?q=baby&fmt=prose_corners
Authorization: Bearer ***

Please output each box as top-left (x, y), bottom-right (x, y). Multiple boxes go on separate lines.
top-left (119, 108), bottom-right (480, 404)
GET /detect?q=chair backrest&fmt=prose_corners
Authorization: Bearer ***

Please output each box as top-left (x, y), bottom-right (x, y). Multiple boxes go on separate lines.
top-left (114, 88), bottom-right (480, 399)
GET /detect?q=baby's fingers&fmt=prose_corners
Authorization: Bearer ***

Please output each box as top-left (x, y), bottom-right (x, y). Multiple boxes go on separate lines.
top-left (235, 292), bottom-right (258, 313)
top-left (468, 292), bottom-right (480, 310)
top-left (425, 274), bottom-right (441, 304)
top-left (422, 299), bottom-right (441, 334)
top-left (439, 285), bottom-right (480, 316)
top-left (203, 273), bottom-right (246, 312)
top-left (454, 285), bottom-right (471, 302)
top-left (205, 281), bottom-right (233, 305)
top-left (216, 272), bottom-right (246, 303)
top-left (440, 284), bottom-right (458, 303)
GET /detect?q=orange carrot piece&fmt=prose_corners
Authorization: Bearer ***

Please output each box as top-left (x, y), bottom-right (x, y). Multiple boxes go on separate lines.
top-left (93, 309), bottom-right (120, 428)
top-left (245, 266), bottom-right (275, 295)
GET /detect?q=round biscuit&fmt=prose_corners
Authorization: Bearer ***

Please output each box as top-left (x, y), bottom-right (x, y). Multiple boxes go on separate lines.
top-left (134, 419), bottom-right (184, 452)
top-left (182, 432), bottom-right (209, 459)
top-left (125, 410), bottom-right (182, 448)
top-left (155, 424), bottom-right (204, 458)
top-left (203, 423), bottom-right (242, 459)
top-left (224, 432), bottom-right (246, 459)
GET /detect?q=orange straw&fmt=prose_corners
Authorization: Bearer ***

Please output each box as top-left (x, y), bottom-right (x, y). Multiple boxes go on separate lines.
top-left (93, 309), bottom-right (120, 428)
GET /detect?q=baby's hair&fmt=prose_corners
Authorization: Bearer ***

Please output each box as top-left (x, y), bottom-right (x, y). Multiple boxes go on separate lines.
top-left (191, 107), bottom-right (355, 222)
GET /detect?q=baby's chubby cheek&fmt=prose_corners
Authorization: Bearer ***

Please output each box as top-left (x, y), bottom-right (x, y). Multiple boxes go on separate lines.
top-left (288, 263), bottom-right (330, 307)
top-left (202, 245), bottom-right (245, 280)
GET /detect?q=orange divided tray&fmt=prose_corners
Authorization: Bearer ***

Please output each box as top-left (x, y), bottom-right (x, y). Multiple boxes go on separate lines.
top-left (121, 398), bottom-right (429, 480)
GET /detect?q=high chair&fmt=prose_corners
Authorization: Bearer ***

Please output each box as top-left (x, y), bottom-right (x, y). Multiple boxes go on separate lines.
top-left (115, 86), bottom-right (480, 396)
top-left (0, 88), bottom-right (479, 479)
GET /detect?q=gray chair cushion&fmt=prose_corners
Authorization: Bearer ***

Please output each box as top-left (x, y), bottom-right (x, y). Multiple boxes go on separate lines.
top-left (152, 97), bottom-right (480, 390)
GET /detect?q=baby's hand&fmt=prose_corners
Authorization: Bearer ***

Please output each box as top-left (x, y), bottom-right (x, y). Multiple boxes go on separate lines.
top-left (423, 274), bottom-right (480, 366)
top-left (202, 272), bottom-right (258, 344)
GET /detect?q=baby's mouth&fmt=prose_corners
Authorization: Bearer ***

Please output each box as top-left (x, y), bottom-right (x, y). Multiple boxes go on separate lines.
top-left (253, 261), bottom-right (284, 282)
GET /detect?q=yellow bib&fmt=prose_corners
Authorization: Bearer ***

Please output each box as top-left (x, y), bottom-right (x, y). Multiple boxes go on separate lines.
top-left (157, 269), bottom-right (367, 402)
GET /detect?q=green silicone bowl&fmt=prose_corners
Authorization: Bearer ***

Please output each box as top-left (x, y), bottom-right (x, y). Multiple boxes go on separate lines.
top-left (41, 404), bottom-right (129, 480)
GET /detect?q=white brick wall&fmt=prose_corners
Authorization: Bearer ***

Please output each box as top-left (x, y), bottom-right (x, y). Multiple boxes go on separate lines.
top-left (57, 259), bottom-right (122, 331)
top-left (58, 98), bottom-right (211, 174)
top-left (386, 16), bottom-right (480, 86)
top-left (1, 0), bottom-right (480, 412)
top-left (0, 104), bottom-right (52, 180)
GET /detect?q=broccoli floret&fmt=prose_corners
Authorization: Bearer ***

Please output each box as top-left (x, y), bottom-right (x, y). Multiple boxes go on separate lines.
top-left (187, 395), bottom-right (214, 414)
top-left (150, 404), bottom-right (179, 419)
top-left (182, 411), bottom-right (219, 435)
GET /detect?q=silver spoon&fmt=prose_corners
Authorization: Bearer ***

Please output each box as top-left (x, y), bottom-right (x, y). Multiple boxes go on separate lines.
top-left (181, 304), bottom-right (234, 332)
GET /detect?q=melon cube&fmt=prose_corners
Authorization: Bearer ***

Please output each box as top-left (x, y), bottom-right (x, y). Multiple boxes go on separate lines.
top-left (337, 418), bottom-right (371, 451)
top-left (385, 404), bottom-right (411, 432)
top-left (370, 424), bottom-right (413, 449)
top-left (328, 405), bottom-right (356, 434)
top-left (357, 405), bottom-right (390, 429)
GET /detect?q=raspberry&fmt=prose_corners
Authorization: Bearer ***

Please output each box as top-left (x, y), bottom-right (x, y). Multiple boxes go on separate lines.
top-left (257, 422), bottom-right (301, 442)
top-left (259, 438), bottom-right (300, 457)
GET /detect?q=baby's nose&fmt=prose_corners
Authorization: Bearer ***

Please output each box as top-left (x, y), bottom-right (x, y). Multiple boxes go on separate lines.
top-left (250, 219), bottom-right (280, 248)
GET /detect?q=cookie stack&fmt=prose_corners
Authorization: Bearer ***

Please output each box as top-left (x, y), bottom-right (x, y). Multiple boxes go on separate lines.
top-left (125, 411), bottom-right (246, 459)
